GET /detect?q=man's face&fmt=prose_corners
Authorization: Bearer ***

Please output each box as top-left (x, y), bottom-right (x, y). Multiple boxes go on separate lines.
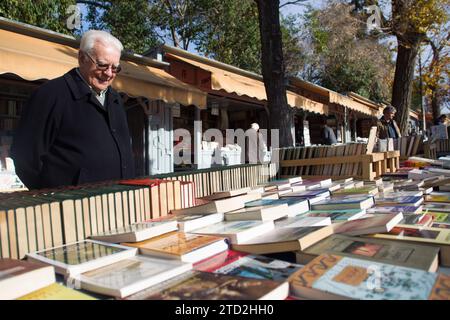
top-left (78, 42), bottom-right (121, 93)
top-left (384, 111), bottom-right (395, 121)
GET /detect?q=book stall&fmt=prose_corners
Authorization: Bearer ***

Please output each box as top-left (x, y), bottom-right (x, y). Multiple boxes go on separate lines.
top-left (2, 154), bottom-right (450, 301)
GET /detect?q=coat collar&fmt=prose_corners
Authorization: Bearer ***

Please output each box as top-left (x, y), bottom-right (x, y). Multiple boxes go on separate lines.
top-left (64, 68), bottom-right (121, 110)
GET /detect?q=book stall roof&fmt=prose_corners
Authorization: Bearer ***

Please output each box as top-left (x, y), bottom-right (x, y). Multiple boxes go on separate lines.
top-left (162, 45), bottom-right (328, 115)
top-left (0, 17), bottom-right (207, 109)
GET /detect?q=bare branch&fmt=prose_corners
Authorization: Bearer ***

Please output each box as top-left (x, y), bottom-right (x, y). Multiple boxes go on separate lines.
top-left (279, 0), bottom-right (307, 9)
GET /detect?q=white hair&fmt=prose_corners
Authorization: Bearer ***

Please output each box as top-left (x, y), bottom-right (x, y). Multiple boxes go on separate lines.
top-left (80, 30), bottom-right (123, 55)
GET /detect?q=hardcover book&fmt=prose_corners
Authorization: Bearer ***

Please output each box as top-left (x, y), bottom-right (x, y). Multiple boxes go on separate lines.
top-left (231, 226), bottom-right (333, 254)
top-left (121, 231), bottom-right (228, 263)
top-left (0, 259), bottom-right (56, 300)
top-left (245, 198), bottom-right (309, 217)
top-left (194, 250), bottom-right (303, 281)
top-left (74, 255), bottom-right (192, 298)
top-left (124, 270), bottom-right (289, 300)
top-left (289, 253), bottom-right (450, 300)
top-left (332, 213), bottom-right (404, 236)
top-left (191, 220), bottom-right (275, 244)
top-left (90, 221), bottom-right (178, 243)
top-left (26, 240), bottom-right (137, 276)
top-left (295, 234), bottom-right (440, 272)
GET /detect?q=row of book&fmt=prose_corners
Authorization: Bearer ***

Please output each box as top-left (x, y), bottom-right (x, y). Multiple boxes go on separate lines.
top-left (0, 179), bottom-right (195, 259)
top-left (276, 143), bottom-right (368, 178)
top-left (2, 173), bottom-right (450, 300)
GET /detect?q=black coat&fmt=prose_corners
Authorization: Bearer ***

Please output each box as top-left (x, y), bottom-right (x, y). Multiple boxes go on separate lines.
top-left (11, 68), bottom-right (135, 189)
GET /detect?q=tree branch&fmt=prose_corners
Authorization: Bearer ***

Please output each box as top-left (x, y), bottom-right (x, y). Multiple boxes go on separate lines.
top-left (279, 0), bottom-right (307, 9)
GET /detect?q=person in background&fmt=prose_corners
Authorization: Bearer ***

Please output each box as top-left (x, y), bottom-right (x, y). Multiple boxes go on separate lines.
top-left (376, 106), bottom-right (401, 139)
top-left (321, 117), bottom-right (337, 145)
top-left (435, 114), bottom-right (448, 126)
top-left (11, 30), bottom-right (135, 190)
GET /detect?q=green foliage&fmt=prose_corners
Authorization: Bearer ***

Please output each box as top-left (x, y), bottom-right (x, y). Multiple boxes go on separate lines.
top-left (84, 0), bottom-right (160, 54)
top-left (0, 0), bottom-right (75, 35)
top-left (194, 0), bottom-right (261, 73)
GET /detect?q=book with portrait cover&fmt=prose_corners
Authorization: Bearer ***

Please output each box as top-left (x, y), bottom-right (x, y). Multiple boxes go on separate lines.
top-left (289, 253), bottom-right (450, 300)
top-left (121, 231), bottom-right (228, 263)
top-left (74, 255), bottom-right (192, 298)
top-left (0, 258), bottom-right (56, 300)
top-left (194, 250), bottom-right (303, 281)
top-left (90, 221), bottom-right (178, 243)
top-left (123, 270), bottom-right (289, 300)
top-left (231, 225), bottom-right (333, 254)
top-left (368, 225), bottom-right (450, 267)
top-left (26, 240), bottom-right (137, 276)
top-left (295, 234), bottom-right (439, 272)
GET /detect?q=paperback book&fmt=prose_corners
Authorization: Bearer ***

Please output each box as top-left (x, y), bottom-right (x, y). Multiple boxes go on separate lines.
top-left (245, 198), bottom-right (309, 217)
top-left (311, 196), bottom-right (375, 211)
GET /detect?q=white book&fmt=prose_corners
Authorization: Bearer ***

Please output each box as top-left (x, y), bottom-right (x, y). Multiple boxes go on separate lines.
top-left (191, 220), bottom-right (275, 244)
top-left (175, 212), bottom-right (224, 232)
top-left (245, 198), bottom-right (309, 217)
top-left (90, 221), bottom-right (178, 243)
top-left (26, 240), bottom-right (138, 276)
top-left (74, 255), bottom-right (192, 298)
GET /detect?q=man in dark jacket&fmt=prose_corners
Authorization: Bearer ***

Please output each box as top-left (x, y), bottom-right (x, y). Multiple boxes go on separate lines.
top-left (11, 30), bottom-right (135, 189)
top-left (376, 106), bottom-right (401, 139)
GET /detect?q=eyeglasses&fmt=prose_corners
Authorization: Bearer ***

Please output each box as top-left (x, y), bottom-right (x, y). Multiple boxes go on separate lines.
top-left (85, 52), bottom-right (122, 74)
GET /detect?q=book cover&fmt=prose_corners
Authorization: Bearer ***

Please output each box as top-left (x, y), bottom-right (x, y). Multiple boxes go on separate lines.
top-left (332, 186), bottom-right (379, 197)
top-left (124, 270), bottom-right (288, 300)
top-left (232, 226), bottom-right (333, 254)
top-left (194, 250), bottom-right (303, 281)
top-left (75, 255), bottom-right (192, 298)
top-left (17, 283), bottom-right (97, 300)
top-left (367, 206), bottom-right (423, 214)
top-left (275, 216), bottom-right (331, 228)
top-left (289, 254), bottom-right (448, 300)
top-left (122, 231), bottom-right (226, 258)
top-left (90, 221), bottom-right (178, 243)
top-left (225, 203), bottom-right (288, 221)
top-left (296, 234), bottom-right (440, 272)
top-left (425, 194), bottom-right (450, 203)
top-left (311, 196), bottom-right (375, 210)
top-left (245, 198), bottom-right (309, 217)
top-left (333, 213), bottom-right (403, 236)
top-left (281, 189), bottom-right (331, 199)
top-left (303, 209), bottom-right (366, 221)
top-left (424, 203), bottom-right (450, 213)
top-left (191, 220), bottom-right (275, 244)
top-left (26, 240), bottom-right (137, 276)
top-left (374, 196), bottom-right (423, 207)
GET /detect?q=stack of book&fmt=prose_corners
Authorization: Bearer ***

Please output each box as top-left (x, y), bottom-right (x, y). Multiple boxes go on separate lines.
top-left (3, 173), bottom-right (450, 300)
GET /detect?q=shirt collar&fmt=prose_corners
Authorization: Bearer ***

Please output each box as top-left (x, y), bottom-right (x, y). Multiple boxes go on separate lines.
top-left (75, 68), bottom-right (108, 97)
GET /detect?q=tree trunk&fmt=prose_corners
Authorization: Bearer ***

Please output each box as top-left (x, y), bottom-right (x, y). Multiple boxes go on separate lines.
top-left (255, 0), bottom-right (293, 147)
top-left (391, 40), bottom-right (421, 135)
top-left (431, 88), bottom-right (441, 122)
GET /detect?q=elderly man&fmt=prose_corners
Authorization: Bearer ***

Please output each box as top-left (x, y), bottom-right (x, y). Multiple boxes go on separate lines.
top-left (11, 30), bottom-right (135, 189)
top-left (377, 106), bottom-right (401, 139)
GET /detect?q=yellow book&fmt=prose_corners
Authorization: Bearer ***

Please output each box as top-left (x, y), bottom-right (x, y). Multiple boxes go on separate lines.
top-left (17, 283), bottom-right (97, 300)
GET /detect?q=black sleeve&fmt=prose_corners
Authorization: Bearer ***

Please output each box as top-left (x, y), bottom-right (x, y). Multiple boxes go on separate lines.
top-left (10, 84), bottom-right (61, 189)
